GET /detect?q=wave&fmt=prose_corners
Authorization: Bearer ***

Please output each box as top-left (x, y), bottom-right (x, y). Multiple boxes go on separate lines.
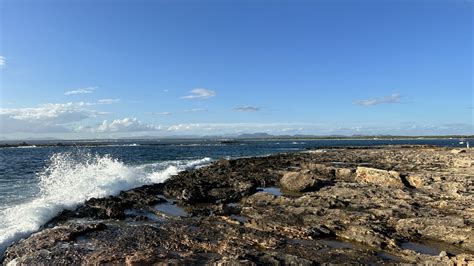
top-left (291, 141), bottom-right (306, 145)
top-left (15, 145), bottom-right (37, 149)
top-left (0, 151), bottom-right (211, 257)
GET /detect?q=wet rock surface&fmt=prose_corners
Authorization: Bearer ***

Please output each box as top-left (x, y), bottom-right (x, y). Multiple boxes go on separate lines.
top-left (3, 146), bottom-right (474, 264)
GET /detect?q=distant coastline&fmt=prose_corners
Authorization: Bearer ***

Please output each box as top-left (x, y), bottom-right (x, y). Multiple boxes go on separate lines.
top-left (0, 135), bottom-right (472, 148)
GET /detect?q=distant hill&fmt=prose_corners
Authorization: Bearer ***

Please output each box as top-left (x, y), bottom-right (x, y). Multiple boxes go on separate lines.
top-left (235, 133), bottom-right (273, 139)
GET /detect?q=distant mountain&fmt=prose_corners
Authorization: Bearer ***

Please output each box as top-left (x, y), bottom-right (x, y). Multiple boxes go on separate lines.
top-left (236, 133), bottom-right (273, 139)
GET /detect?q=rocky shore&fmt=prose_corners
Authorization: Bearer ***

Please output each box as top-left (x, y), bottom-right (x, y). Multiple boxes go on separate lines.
top-left (2, 146), bottom-right (474, 265)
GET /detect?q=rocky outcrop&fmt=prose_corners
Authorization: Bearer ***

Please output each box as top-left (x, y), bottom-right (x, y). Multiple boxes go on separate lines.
top-left (279, 171), bottom-right (324, 192)
top-left (355, 166), bottom-right (405, 188)
top-left (3, 146), bottom-right (474, 265)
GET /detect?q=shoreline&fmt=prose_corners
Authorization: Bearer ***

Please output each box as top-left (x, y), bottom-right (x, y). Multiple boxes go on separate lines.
top-left (2, 145), bottom-right (474, 264)
top-left (0, 137), bottom-right (471, 149)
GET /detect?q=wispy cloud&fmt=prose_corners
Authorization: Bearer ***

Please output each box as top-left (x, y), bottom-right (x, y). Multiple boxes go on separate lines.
top-left (153, 112), bottom-right (173, 116)
top-left (97, 98), bottom-right (120, 104)
top-left (233, 106), bottom-right (260, 112)
top-left (64, 86), bottom-right (96, 95)
top-left (181, 88), bottom-right (216, 99)
top-left (184, 108), bottom-right (208, 113)
top-left (0, 56), bottom-right (5, 66)
top-left (150, 109), bottom-right (208, 116)
top-left (354, 93), bottom-right (401, 106)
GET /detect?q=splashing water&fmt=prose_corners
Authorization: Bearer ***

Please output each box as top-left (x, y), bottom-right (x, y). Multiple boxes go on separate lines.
top-left (0, 151), bottom-right (211, 257)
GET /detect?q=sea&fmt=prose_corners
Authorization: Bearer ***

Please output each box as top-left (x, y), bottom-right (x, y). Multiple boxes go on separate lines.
top-left (0, 138), bottom-right (470, 256)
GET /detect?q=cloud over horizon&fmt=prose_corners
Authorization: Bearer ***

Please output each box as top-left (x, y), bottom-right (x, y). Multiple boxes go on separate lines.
top-left (0, 56), bottom-right (5, 66)
top-left (0, 102), bottom-right (106, 134)
top-left (64, 87), bottom-right (96, 95)
top-left (96, 118), bottom-right (158, 133)
top-left (354, 93), bottom-right (401, 106)
top-left (0, 98), bottom-right (125, 134)
top-left (181, 88), bottom-right (216, 99)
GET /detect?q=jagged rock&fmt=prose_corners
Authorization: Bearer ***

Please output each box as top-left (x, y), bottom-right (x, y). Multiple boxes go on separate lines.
top-left (405, 174), bottom-right (425, 188)
top-left (355, 167), bottom-right (404, 188)
top-left (280, 171), bottom-right (323, 192)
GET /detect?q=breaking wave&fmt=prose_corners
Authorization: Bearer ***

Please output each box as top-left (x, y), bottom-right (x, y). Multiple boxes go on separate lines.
top-left (0, 151), bottom-right (211, 257)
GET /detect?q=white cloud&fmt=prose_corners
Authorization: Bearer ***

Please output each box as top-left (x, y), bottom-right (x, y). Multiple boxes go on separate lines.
top-left (0, 56), bottom-right (5, 66)
top-left (0, 102), bottom-right (106, 134)
top-left (181, 88), bottom-right (216, 99)
top-left (233, 106), bottom-right (260, 112)
top-left (64, 87), bottom-right (96, 95)
top-left (153, 112), bottom-right (173, 116)
top-left (97, 98), bottom-right (120, 104)
top-left (184, 108), bottom-right (208, 113)
top-left (0, 102), bottom-right (103, 123)
top-left (96, 118), bottom-right (157, 132)
top-left (354, 93), bottom-right (401, 106)
top-left (167, 124), bottom-right (201, 131)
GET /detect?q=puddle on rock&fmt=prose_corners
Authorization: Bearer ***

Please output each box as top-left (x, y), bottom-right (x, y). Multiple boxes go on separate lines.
top-left (230, 214), bottom-right (248, 223)
top-left (400, 242), bottom-right (440, 256)
top-left (75, 235), bottom-right (88, 242)
top-left (400, 241), bottom-right (467, 256)
top-left (124, 209), bottom-right (163, 222)
top-left (154, 201), bottom-right (188, 217)
top-left (330, 161), bottom-right (347, 165)
top-left (377, 252), bottom-right (403, 262)
top-left (257, 187), bottom-right (282, 196)
top-left (318, 239), bottom-right (354, 249)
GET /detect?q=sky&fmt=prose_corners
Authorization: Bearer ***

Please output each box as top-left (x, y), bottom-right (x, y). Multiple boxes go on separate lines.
top-left (0, 0), bottom-right (472, 139)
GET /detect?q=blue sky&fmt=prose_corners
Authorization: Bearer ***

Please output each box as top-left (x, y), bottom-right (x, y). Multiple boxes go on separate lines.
top-left (0, 0), bottom-right (472, 138)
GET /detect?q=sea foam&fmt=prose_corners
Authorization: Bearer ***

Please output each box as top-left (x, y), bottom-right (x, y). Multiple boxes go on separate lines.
top-left (0, 151), bottom-right (211, 257)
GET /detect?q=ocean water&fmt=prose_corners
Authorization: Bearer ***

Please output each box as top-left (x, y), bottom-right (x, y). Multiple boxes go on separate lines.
top-left (0, 138), bottom-right (469, 256)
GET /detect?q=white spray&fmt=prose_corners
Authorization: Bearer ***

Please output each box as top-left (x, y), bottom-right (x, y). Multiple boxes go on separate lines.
top-left (0, 151), bottom-right (211, 257)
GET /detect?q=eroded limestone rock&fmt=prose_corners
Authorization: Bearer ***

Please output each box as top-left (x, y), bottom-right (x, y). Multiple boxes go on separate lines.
top-left (3, 146), bottom-right (473, 265)
top-left (355, 166), bottom-right (404, 188)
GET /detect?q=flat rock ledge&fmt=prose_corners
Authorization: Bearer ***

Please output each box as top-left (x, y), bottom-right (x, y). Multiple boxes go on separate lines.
top-left (2, 146), bottom-right (474, 265)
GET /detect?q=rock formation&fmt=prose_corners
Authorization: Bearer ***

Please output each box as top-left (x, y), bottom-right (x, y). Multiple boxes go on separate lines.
top-left (2, 146), bottom-right (473, 265)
